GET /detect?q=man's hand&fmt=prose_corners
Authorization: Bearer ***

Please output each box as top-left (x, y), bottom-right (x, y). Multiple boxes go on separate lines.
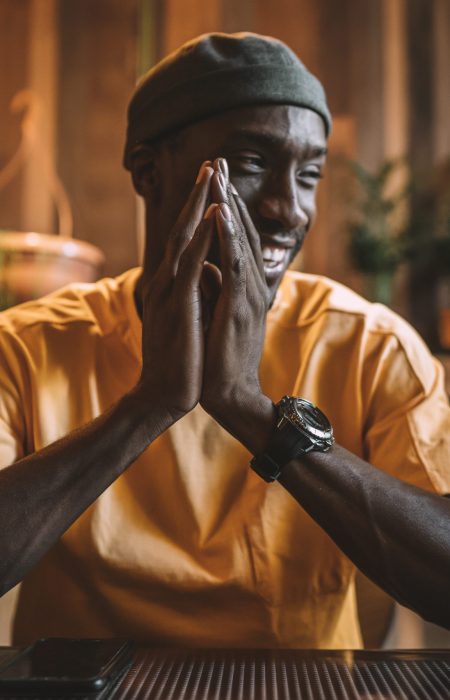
top-left (201, 159), bottom-right (277, 453)
top-left (137, 162), bottom-right (216, 422)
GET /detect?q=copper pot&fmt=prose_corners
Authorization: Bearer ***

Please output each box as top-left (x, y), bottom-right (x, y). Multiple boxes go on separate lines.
top-left (0, 232), bottom-right (105, 307)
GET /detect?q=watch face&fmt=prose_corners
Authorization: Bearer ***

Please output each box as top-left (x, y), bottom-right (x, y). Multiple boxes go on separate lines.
top-left (277, 396), bottom-right (334, 454)
top-left (293, 398), bottom-right (333, 439)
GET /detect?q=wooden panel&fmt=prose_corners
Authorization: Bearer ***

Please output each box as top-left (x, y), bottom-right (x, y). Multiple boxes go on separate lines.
top-left (317, 0), bottom-right (352, 115)
top-left (57, 0), bottom-right (140, 276)
top-left (382, 0), bottom-right (409, 161)
top-left (162, 0), bottom-right (221, 55)
top-left (347, 0), bottom-right (384, 169)
top-left (222, 0), bottom-right (256, 33)
top-left (407, 0), bottom-right (434, 174)
top-left (21, 0), bottom-right (58, 235)
top-left (432, 0), bottom-right (450, 164)
top-left (406, 0), bottom-right (438, 347)
top-left (254, 0), bottom-right (321, 74)
top-left (0, 0), bottom-right (31, 231)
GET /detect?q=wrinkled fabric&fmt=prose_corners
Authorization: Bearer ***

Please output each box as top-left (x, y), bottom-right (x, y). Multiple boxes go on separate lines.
top-left (1, 268), bottom-right (449, 647)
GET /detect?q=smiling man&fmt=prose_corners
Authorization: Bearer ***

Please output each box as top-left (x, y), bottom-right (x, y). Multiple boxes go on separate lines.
top-left (0, 33), bottom-right (450, 646)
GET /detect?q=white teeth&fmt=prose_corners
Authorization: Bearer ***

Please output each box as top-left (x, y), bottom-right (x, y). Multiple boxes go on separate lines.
top-left (262, 246), bottom-right (286, 263)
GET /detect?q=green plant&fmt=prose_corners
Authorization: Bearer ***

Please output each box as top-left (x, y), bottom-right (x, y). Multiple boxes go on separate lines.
top-left (348, 159), bottom-right (408, 276)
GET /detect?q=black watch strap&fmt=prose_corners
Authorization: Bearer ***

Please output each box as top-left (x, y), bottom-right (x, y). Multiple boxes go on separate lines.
top-left (250, 419), bottom-right (312, 482)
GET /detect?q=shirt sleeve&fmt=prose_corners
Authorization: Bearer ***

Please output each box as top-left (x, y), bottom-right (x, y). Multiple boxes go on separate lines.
top-left (362, 325), bottom-right (450, 495)
top-left (0, 326), bottom-right (28, 469)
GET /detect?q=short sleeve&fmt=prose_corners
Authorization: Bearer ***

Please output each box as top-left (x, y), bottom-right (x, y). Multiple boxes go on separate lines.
top-left (363, 327), bottom-right (450, 495)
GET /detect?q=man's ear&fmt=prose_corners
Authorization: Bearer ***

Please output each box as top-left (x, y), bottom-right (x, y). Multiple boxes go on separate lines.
top-left (129, 144), bottom-right (160, 197)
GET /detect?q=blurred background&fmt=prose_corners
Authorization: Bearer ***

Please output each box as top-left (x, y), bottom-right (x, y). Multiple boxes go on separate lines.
top-left (0, 0), bottom-right (449, 647)
top-left (1, 0), bottom-right (449, 343)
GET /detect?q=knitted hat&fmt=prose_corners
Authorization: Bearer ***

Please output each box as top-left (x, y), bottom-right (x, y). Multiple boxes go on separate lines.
top-left (123, 32), bottom-right (331, 169)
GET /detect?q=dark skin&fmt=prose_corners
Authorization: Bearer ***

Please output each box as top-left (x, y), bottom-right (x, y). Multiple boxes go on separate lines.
top-left (133, 105), bottom-right (326, 449)
top-left (0, 105), bottom-right (449, 630)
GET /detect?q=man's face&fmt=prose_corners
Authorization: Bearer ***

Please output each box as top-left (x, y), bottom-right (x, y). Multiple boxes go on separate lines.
top-left (145, 104), bottom-right (327, 301)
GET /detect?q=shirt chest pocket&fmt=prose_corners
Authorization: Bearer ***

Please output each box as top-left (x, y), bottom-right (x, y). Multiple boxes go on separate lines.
top-left (242, 483), bottom-right (354, 607)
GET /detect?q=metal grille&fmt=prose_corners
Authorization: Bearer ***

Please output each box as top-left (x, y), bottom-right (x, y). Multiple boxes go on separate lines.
top-left (110, 650), bottom-right (450, 700)
top-left (1, 650), bottom-right (449, 699)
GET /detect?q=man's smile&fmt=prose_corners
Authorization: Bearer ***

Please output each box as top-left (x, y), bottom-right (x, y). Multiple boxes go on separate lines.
top-left (261, 243), bottom-right (292, 281)
top-left (205, 228), bottom-right (303, 293)
top-left (259, 233), bottom-right (299, 277)
top-left (262, 244), bottom-right (287, 268)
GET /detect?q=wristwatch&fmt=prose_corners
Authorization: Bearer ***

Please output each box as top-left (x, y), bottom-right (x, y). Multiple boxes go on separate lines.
top-left (250, 396), bottom-right (334, 482)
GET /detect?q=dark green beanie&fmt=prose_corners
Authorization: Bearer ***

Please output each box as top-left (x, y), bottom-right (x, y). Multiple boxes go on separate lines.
top-left (123, 31), bottom-right (331, 169)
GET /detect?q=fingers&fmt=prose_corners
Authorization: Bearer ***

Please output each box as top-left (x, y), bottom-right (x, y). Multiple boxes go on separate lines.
top-left (176, 204), bottom-right (217, 288)
top-left (215, 203), bottom-right (246, 298)
top-left (165, 160), bottom-right (213, 275)
top-left (200, 262), bottom-right (222, 303)
top-left (213, 166), bottom-right (269, 313)
top-left (214, 202), bottom-right (269, 331)
top-left (211, 159), bottom-right (265, 279)
top-left (211, 168), bottom-right (245, 249)
top-left (210, 159), bottom-right (237, 224)
top-left (232, 193), bottom-right (265, 274)
top-left (200, 262), bottom-right (222, 333)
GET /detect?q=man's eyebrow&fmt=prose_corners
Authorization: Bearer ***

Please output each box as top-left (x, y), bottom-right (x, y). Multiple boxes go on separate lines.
top-left (223, 129), bottom-right (328, 158)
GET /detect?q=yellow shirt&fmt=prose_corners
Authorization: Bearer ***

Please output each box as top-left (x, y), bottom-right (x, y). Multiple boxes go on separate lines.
top-left (1, 268), bottom-right (449, 647)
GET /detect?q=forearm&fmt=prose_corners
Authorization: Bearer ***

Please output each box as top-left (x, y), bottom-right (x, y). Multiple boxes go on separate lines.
top-left (279, 444), bottom-right (450, 629)
top-left (0, 388), bottom-right (174, 594)
top-left (179, 159), bottom-right (450, 627)
top-left (215, 393), bottom-right (450, 628)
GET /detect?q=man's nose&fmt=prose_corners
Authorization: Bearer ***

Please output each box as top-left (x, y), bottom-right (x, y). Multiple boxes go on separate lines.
top-left (256, 173), bottom-right (309, 231)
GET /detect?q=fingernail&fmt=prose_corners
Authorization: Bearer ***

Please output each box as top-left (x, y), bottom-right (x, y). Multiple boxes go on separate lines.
top-left (196, 160), bottom-right (211, 184)
top-left (217, 158), bottom-right (229, 179)
top-left (204, 203), bottom-right (217, 220)
top-left (229, 183), bottom-right (238, 196)
top-left (219, 202), bottom-right (232, 221)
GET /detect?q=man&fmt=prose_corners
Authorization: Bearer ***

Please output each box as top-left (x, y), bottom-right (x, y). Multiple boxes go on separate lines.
top-left (0, 33), bottom-right (449, 647)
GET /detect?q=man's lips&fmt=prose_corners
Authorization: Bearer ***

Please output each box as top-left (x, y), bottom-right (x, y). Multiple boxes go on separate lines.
top-left (206, 233), bottom-right (301, 281)
top-left (260, 236), bottom-right (298, 280)
top-left (262, 245), bottom-right (288, 269)
top-left (260, 235), bottom-right (298, 249)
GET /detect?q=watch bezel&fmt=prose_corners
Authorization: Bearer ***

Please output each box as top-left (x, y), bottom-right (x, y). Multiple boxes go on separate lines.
top-left (251, 396), bottom-right (334, 482)
top-left (278, 396), bottom-right (334, 444)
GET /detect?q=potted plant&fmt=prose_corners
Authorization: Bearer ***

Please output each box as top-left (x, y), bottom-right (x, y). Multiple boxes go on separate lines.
top-left (348, 159), bottom-right (408, 306)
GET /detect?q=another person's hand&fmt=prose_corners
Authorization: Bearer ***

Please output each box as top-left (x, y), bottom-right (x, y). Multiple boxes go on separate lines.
top-left (137, 161), bottom-right (215, 421)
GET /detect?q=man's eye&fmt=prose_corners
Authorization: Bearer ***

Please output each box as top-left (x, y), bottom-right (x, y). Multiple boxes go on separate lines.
top-left (298, 169), bottom-right (323, 188)
top-left (229, 154), bottom-right (265, 173)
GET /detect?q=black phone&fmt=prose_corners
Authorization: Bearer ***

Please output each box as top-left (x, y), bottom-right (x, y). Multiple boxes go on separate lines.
top-left (0, 637), bottom-right (134, 695)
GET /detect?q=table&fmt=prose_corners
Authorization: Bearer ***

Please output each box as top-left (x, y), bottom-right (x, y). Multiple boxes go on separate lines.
top-left (1, 647), bottom-right (450, 699)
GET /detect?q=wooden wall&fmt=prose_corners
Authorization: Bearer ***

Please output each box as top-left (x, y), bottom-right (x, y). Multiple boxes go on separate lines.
top-left (406, 0), bottom-right (450, 345)
top-left (57, 0), bottom-right (140, 275)
top-left (0, 0), bottom-right (140, 277)
top-left (0, 0), bottom-right (32, 232)
top-left (1, 0), bottom-right (448, 288)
